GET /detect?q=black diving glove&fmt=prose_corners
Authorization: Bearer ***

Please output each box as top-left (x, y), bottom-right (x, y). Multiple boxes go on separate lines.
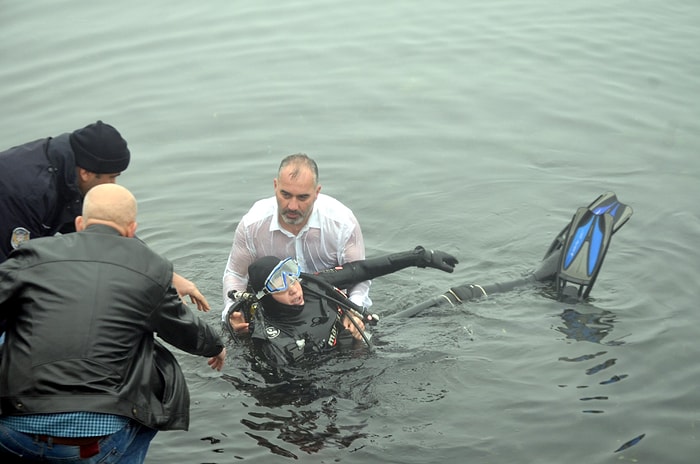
top-left (414, 246), bottom-right (459, 273)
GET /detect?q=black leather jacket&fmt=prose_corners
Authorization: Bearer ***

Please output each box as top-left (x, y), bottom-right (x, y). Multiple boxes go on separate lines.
top-left (0, 224), bottom-right (224, 430)
top-left (0, 134), bottom-right (83, 262)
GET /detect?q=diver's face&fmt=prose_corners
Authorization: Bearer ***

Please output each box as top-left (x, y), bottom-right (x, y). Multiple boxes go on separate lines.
top-left (274, 164), bottom-right (320, 233)
top-left (270, 279), bottom-right (304, 306)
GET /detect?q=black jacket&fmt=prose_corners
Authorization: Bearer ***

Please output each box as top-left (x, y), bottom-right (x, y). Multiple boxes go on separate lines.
top-left (0, 224), bottom-right (224, 430)
top-left (0, 134), bottom-right (83, 262)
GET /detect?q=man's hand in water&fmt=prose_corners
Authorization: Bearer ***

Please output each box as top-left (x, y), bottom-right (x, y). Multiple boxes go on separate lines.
top-left (228, 311), bottom-right (250, 334)
top-left (342, 313), bottom-right (366, 340)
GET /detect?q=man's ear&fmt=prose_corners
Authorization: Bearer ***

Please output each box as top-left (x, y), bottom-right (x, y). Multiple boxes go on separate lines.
top-left (125, 221), bottom-right (138, 238)
top-left (77, 167), bottom-right (92, 181)
top-left (76, 168), bottom-right (94, 195)
top-left (75, 216), bottom-right (85, 231)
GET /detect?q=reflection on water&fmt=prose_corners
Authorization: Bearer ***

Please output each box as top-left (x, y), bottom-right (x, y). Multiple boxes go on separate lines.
top-left (556, 307), bottom-right (628, 412)
top-left (222, 372), bottom-right (338, 408)
top-left (556, 307), bottom-right (630, 396)
top-left (218, 346), bottom-right (377, 459)
top-left (555, 307), bottom-right (644, 454)
top-left (613, 433), bottom-right (646, 453)
top-left (556, 308), bottom-right (626, 346)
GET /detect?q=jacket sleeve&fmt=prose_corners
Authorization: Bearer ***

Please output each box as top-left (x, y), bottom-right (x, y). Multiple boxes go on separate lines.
top-left (151, 286), bottom-right (224, 357)
top-left (317, 246), bottom-right (431, 290)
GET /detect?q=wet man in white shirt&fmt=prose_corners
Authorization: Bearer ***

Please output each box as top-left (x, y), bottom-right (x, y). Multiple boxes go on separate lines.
top-left (222, 154), bottom-right (369, 331)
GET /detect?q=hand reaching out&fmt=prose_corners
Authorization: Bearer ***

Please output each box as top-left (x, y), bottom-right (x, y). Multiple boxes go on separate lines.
top-left (172, 272), bottom-right (211, 311)
top-left (208, 347), bottom-right (226, 371)
top-left (415, 246), bottom-right (459, 273)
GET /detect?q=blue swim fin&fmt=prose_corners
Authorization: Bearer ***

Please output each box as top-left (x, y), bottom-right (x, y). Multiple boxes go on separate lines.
top-left (543, 192), bottom-right (632, 262)
top-left (394, 192), bottom-right (633, 318)
top-left (587, 191), bottom-right (633, 233)
top-left (540, 192), bottom-right (633, 300)
top-left (555, 207), bottom-right (613, 300)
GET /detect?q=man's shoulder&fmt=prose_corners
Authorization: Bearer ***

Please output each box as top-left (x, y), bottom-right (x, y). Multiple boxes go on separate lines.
top-left (241, 197), bottom-right (276, 224)
top-left (0, 136), bottom-right (49, 158)
top-left (315, 194), bottom-right (357, 220)
top-left (316, 193), bottom-right (351, 208)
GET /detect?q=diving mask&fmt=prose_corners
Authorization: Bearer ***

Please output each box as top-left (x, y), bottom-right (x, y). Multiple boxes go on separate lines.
top-left (260, 257), bottom-right (301, 296)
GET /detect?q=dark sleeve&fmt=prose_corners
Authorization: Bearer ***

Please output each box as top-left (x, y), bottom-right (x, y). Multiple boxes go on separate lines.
top-left (0, 250), bottom-right (27, 314)
top-left (315, 247), bottom-right (428, 289)
top-left (57, 221), bottom-right (77, 234)
top-left (151, 286), bottom-right (224, 357)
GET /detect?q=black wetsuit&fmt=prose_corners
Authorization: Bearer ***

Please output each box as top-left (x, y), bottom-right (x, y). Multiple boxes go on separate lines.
top-left (249, 278), bottom-right (357, 368)
top-left (237, 246), bottom-right (453, 370)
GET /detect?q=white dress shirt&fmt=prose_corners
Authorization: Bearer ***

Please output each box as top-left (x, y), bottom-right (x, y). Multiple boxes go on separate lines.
top-left (222, 193), bottom-right (370, 319)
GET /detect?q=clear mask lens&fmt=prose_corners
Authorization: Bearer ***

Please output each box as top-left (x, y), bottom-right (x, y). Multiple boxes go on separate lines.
top-left (263, 258), bottom-right (301, 294)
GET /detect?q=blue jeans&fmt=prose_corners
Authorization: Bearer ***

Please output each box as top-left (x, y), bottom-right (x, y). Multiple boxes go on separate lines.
top-left (0, 420), bottom-right (157, 463)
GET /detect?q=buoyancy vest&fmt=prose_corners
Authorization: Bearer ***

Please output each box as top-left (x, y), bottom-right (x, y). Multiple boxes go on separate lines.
top-left (248, 280), bottom-right (352, 368)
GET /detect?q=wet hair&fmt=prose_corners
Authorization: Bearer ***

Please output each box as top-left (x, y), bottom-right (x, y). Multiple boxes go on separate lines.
top-left (278, 153), bottom-right (319, 185)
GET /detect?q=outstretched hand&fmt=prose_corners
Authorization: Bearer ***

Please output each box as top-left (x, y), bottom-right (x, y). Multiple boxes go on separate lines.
top-left (416, 246), bottom-right (459, 273)
top-left (172, 272), bottom-right (211, 311)
top-left (208, 347), bottom-right (226, 371)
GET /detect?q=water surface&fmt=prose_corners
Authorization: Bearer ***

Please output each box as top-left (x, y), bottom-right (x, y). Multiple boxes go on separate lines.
top-left (2, 1), bottom-right (699, 462)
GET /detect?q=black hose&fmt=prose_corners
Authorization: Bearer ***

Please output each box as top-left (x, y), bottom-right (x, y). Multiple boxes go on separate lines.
top-left (299, 275), bottom-right (374, 350)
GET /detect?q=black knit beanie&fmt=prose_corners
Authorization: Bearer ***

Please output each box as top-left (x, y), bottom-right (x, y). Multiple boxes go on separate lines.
top-left (69, 120), bottom-right (130, 173)
top-left (248, 256), bottom-right (284, 294)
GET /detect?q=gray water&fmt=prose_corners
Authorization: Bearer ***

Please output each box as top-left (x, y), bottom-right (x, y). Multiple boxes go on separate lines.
top-left (2, 0), bottom-right (699, 462)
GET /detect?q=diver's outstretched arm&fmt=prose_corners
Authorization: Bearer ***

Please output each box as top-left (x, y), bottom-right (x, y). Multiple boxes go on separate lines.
top-left (316, 246), bottom-right (458, 290)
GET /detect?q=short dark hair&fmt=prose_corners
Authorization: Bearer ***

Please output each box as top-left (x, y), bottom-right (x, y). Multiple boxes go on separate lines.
top-left (278, 153), bottom-right (319, 184)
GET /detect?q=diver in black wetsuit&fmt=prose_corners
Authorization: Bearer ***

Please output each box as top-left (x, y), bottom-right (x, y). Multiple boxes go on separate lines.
top-left (224, 246), bottom-right (458, 369)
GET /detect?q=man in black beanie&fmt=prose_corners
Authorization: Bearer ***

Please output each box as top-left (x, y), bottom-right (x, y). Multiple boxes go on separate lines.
top-left (0, 121), bottom-right (211, 311)
top-left (0, 120), bottom-right (130, 262)
top-left (71, 120), bottom-right (131, 175)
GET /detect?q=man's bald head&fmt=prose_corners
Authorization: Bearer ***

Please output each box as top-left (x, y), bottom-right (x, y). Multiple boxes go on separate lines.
top-left (76, 184), bottom-right (138, 237)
